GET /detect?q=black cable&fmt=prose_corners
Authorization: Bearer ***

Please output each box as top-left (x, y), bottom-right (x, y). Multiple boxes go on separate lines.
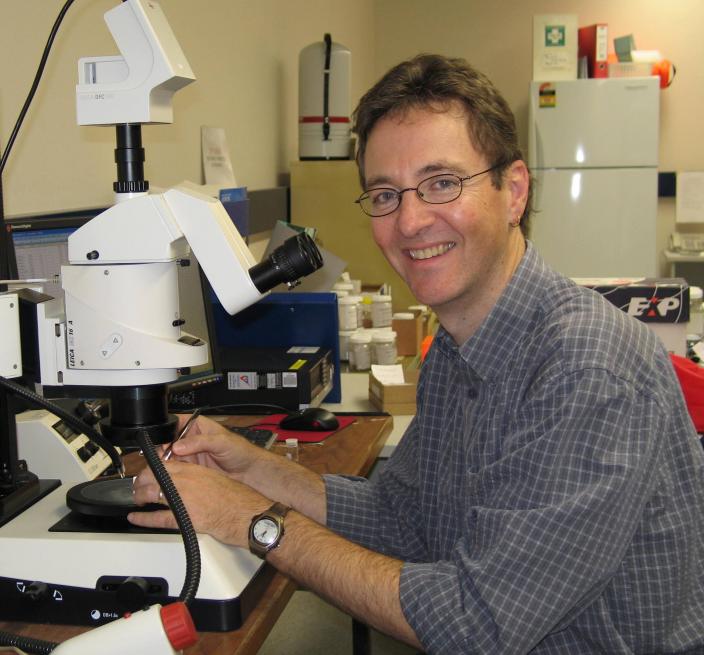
top-left (195, 402), bottom-right (293, 416)
top-left (0, 376), bottom-right (123, 476)
top-left (0, 0), bottom-right (78, 176)
top-left (135, 430), bottom-right (201, 605)
top-left (322, 33), bottom-right (332, 142)
top-left (0, 630), bottom-right (57, 654)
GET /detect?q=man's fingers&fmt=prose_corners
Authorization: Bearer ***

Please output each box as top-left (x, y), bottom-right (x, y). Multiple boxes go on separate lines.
top-left (127, 509), bottom-right (177, 530)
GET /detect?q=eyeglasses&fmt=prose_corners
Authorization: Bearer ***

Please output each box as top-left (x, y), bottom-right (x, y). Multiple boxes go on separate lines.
top-left (355, 164), bottom-right (501, 218)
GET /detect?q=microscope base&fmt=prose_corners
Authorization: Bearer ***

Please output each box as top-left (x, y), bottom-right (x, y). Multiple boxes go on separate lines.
top-left (0, 484), bottom-right (266, 631)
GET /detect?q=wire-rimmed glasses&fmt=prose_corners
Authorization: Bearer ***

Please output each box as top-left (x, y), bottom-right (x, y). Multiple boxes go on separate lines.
top-left (355, 164), bottom-right (501, 218)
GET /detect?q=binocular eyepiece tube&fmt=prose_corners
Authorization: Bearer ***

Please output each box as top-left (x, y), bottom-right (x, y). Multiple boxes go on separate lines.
top-left (249, 232), bottom-right (324, 294)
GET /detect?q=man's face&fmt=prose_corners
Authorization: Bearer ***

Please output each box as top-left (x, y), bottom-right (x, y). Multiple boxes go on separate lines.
top-left (363, 104), bottom-right (527, 337)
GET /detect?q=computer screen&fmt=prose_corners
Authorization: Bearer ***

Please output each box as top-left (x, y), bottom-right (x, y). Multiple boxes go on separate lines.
top-left (8, 207), bottom-right (106, 299)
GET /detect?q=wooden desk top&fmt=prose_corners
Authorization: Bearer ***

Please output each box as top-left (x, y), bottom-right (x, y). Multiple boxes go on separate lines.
top-left (0, 414), bottom-right (392, 654)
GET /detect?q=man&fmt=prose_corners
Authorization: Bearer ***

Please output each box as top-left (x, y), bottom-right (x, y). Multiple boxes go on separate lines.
top-left (130, 55), bottom-right (704, 653)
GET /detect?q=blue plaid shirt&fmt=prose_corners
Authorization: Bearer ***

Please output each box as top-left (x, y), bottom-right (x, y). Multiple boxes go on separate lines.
top-left (325, 243), bottom-right (704, 653)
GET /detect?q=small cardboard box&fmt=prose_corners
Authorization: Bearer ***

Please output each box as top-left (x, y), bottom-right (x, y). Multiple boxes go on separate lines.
top-left (392, 314), bottom-right (424, 356)
top-left (368, 367), bottom-right (419, 415)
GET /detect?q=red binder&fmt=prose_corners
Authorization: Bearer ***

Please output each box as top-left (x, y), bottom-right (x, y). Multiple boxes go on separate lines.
top-left (578, 24), bottom-right (608, 78)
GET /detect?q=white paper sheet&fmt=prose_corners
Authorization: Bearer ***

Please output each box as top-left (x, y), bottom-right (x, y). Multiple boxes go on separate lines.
top-left (201, 126), bottom-right (237, 187)
top-left (676, 172), bottom-right (704, 223)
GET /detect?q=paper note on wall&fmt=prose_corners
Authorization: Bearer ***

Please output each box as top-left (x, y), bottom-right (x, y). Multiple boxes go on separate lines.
top-left (532, 14), bottom-right (578, 81)
top-left (201, 126), bottom-right (237, 187)
top-left (676, 172), bottom-right (704, 223)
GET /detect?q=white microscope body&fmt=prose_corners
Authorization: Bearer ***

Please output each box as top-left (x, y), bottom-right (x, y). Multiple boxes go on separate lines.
top-left (40, 185), bottom-right (265, 389)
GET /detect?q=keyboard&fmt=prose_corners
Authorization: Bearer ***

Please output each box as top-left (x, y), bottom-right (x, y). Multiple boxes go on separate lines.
top-left (228, 426), bottom-right (277, 449)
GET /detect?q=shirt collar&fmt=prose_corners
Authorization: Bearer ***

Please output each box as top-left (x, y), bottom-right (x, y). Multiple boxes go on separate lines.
top-left (434, 241), bottom-right (555, 381)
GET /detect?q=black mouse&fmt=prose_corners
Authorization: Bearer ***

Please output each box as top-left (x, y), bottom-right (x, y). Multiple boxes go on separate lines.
top-left (279, 407), bottom-right (339, 431)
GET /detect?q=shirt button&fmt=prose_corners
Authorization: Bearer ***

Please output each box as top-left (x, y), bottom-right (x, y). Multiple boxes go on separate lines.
top-left (466, 389), bottom-right (478, 399)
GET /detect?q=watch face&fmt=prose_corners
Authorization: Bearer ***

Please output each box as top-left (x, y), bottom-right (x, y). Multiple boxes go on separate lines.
top-left (253, 517), bottom-right (279, 546)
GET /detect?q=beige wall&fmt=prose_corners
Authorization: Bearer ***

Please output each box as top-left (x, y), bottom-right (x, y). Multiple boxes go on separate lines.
top-left (0, 0), bottom-right (375, 216)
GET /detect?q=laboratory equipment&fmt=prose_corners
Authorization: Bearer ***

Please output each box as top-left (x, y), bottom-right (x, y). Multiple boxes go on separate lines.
top-left (16, 409), bottom-right (114, 482)
top-left (528, 77), bottom-right (660, 277)
top-left (0, 0), bottom-right (323, 637)
top-left (298, 34), bottom-right (352, 160)
top-left (49, 602), bottom-right (197, 654)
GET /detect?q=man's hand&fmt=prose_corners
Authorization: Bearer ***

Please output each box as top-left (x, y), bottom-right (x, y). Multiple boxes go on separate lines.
top-left (165, 414), bottom-right (327, 524)
top-left (128, 459), bottom-right (270, 546)
top-left (167, 414), bottom-right (276, 484)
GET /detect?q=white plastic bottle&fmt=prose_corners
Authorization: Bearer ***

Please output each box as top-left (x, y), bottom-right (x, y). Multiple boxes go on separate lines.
top-left (349, 332), bottom-right (372, 371)
top-left (371, 294), bottom-right (393, 328)
top-left (372, 331), bottom-right (398, 365)
top-left (338, 296), bottom-right (358, 330)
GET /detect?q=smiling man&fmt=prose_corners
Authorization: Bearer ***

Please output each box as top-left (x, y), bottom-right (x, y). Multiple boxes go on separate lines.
top-left (359, 100), bottom-right (527, 343)
top-left (131, 55), bottom-right (704, 653)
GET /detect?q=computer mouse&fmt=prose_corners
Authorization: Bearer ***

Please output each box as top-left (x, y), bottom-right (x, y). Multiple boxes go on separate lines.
top-left (279, 407), bottom-right (339, 431)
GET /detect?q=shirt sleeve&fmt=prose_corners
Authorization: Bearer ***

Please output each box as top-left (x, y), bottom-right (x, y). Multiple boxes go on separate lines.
top-left (324, 416), bottom-right (430, 561)
top-left (399, 366), bottom-right (677, 653)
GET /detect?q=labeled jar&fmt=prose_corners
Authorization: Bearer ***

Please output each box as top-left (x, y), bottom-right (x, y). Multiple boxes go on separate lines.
top-left (371, 294), bottom-right (393, 328)
top-left (360, 296), bottom-right (373, 327)
top-left (349, 332), bottom-right (372, 371)
top-left (348, 295), bottom-right (364, 328)
top-left (372, 330), bottom-right (398, 365)
top-left (338, 296), bottom-right (359, 330)
top-left (338, 329), bottom-right (356, 361)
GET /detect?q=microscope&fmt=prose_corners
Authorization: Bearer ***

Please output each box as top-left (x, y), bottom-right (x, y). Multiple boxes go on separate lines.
top-left (0, 0), bottom-right (322, 644)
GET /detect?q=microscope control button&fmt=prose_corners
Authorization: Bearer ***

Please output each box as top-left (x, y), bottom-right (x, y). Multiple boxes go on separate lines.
top-left (100, 333), bottom-right (123, 359)
top-left (77, 446), bottom-right (91, 462)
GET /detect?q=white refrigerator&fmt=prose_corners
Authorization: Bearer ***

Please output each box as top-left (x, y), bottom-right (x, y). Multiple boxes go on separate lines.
top-left (528, 78), bottom-right (660, 277)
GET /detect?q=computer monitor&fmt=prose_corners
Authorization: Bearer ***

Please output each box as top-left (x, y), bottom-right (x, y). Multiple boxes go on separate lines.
top-left (8, 207), bottom-right (105, 299)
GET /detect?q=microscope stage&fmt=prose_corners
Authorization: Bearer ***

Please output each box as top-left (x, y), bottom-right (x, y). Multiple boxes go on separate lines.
top-left (0, 484), bottom-right (266, 631)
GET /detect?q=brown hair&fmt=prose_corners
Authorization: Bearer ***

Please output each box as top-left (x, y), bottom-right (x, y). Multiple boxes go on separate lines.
top-left (353, 54), bottom-right (533, 234)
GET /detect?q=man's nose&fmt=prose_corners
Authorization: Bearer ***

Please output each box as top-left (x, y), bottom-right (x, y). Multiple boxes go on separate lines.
top-left (395, 190), bottom-right (435, 237)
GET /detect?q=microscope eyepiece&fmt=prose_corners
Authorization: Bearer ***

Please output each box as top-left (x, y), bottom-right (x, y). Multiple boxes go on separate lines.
top-left (249, 232), bottom-right (323, 294)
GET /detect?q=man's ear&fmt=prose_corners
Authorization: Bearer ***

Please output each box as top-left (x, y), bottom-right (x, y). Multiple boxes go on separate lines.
top-left (505, 159), bottom-right (530, 222)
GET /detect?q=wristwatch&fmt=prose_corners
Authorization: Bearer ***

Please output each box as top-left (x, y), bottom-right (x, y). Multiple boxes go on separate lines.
top-left (248, 502), bottom-right (290, 559)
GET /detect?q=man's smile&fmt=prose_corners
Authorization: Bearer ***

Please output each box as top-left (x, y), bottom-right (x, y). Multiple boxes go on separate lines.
top-left (407, 242), bottom-right (456, 260)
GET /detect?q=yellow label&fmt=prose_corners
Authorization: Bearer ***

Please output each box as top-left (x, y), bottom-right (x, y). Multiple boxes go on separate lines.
top-left (538, 82), bottom-right (556, 108)
top-left (289, 359), bottom-right (307, 370)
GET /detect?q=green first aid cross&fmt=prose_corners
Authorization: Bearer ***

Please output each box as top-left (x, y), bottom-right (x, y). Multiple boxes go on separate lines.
top-left (545, 25), bottom-right (566, 47)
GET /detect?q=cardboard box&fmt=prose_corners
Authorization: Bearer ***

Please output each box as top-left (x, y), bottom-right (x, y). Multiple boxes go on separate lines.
top-left (575, 277), bottom-right (689, 355)
top-left (392, 314), bottom-right (423, 356)
top-left (368, 367), bottom-right (419, 415)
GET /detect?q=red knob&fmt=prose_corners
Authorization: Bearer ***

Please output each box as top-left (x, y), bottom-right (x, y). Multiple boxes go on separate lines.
top-left (160, 602), bottom-right (197, 650)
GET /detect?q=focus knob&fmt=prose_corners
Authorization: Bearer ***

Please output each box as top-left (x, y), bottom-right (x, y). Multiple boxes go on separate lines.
top-left (25, 581), bottom-right (49, 601)
top-left (116, 576), bottom-right (149, 611)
